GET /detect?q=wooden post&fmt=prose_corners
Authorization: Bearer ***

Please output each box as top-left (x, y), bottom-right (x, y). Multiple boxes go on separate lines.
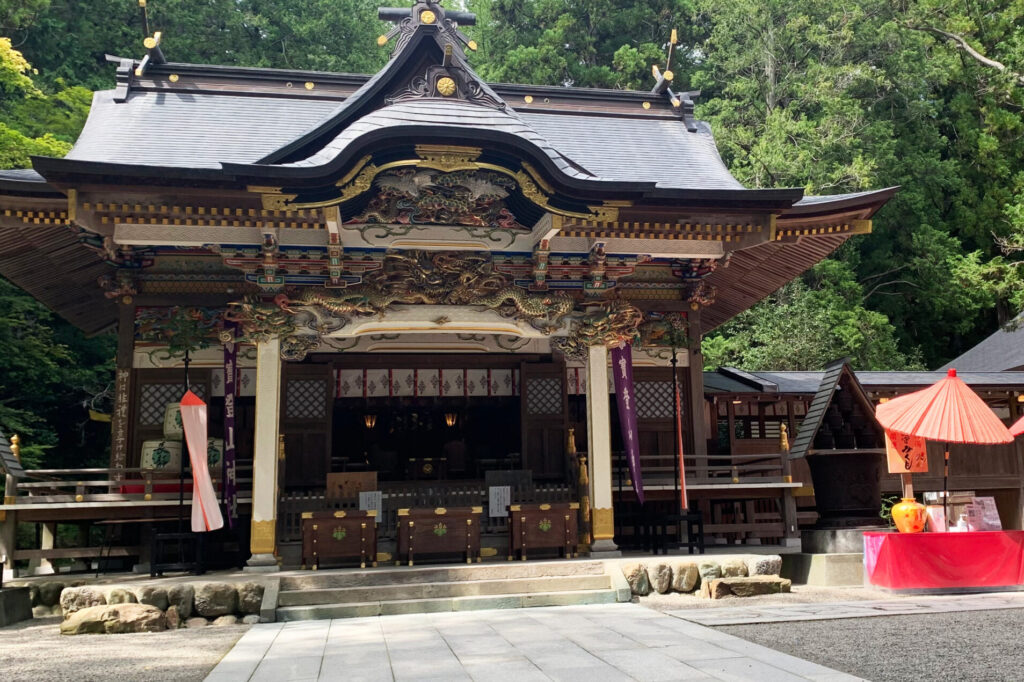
top-left (246, 335), bottom-right (282, 572)
top-left (585, 343), bottom-right (618, 556)
top-left (901, 473), bottom-right (914, 500)
top-left (1, 471), bottom-right (15, 579)
top-left (110, 302), bottom-right (135, 476)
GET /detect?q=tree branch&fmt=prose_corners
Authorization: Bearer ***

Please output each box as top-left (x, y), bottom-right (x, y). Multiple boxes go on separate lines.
top-left (906, 24), bottom-right (1024, 87)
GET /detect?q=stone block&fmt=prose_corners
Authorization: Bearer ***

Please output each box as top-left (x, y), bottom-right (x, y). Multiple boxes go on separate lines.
top-left (60, 603), bottom-right (167, 635)
top-left (715, 576), bottom-right (791, 598)
top-left (166, 605), bottom-right (182, 629)
top-left (134, 585), bottom-right (168, 611)
top-left (0, 587), bottom-right (32, 627)
top-left (720, 560), bottom-right (748, 578)
top-left (700, 579), bottom-right (732, 599)
top-left (185, 616), bottom-right (209, 628)
top-left (746, 555), bottom-right (783, 576)
top-left (59, 586), bottom-right (106, 618)
top-left (783, 552), bottom-right (864, 586)
top-left (621, 563), bottom-right (651, 596)
top-left (194, 582), bottom-right (237, 617)
top-left (649, 563), bottom-right (672, 594)
top-left (167, 583), bottom-right (195, 618)
top-left (671, 563), bottom-right (699, 593)
top-left (237, 581), bottom-right (264, 615)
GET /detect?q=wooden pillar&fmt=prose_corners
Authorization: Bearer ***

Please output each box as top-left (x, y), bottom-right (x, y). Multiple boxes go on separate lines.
top-left (1, 470), bottom-right (15, 579)
top-left (246, 336), bottom-right (282, 572)
top-left (686, 312), bottom-right (708, 463)
top-left (586, 343), bottom-right (619, 555)
top-left (28, 523), bottom-right (56, 576)
top-left (110, 302), bottom-right (135, 473)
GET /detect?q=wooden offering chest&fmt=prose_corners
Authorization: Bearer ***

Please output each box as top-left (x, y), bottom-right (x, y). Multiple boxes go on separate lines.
top-left (301, 510), bottom-right (378, 569)
top-left (508, 502), bottom-right (580, 560)
top-left (397, 506), bottom-right (482, 566)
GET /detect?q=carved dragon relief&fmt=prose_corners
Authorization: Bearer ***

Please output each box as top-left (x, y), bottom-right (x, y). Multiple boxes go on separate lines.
top-left (226, 251), bottom-right (581, 359)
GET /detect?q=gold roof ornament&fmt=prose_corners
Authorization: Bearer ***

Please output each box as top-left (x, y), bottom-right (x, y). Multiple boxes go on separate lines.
top-left (650, 28), bottom-right (699, 131)
top-left (420, 9), bottom-right (436, 24)
top-left (436, 76), bottom-right (456, 96)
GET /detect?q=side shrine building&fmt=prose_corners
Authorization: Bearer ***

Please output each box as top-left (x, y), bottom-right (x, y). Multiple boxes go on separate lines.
top-left (0, 1), bottom-right (897, 571)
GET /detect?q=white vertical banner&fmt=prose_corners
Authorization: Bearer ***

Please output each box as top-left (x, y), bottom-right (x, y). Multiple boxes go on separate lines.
top-left (180, 390), bottom-right (224, 532)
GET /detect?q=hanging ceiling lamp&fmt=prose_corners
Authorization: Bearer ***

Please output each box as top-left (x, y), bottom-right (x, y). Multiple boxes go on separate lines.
top-left (364, 414), bottom-right (377, 429)
top-left (445, 412), bottom-right (457, 427)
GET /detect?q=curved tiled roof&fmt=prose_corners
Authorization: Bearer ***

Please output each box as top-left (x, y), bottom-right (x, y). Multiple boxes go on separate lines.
top-left (281, 98), bottom-right (593, 179)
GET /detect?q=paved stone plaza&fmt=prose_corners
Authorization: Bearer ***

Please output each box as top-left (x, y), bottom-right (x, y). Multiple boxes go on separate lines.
top-left (205, 603), bottom-right (860, 682)
top-left (670, 591), bottom-right (1024, 626)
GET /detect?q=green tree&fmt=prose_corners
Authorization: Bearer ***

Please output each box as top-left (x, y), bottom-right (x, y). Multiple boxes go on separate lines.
top-left (702, 260), bottom-right (923, 371)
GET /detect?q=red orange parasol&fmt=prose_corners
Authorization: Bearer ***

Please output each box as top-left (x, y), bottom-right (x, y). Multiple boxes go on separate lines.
top-left (876, 368), bottom-right (1014, 524)
top-left (1011, 414), bottom-right (1024, 438)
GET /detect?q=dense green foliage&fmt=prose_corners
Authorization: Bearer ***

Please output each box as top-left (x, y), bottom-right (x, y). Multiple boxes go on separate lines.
top-left (2, 0), bottom-right (1024, 462)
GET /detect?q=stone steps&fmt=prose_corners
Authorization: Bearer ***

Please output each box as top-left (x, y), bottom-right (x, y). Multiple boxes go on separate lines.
top-left (276, 588), bottom-right (620, 621)
top-left (278, 574), bottom-right (611, 606)
top-left (274, 559), bottom-right (625, 620)
top-left (279, 559), bottom-right (607, 591)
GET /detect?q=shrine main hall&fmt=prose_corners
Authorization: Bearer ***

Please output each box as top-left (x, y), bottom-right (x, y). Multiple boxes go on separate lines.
top-left (0, 0), bottom-right (896, 571)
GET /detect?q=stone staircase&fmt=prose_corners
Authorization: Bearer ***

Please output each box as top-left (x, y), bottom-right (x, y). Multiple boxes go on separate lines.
top-left (275, 560), bottom-right (628, 621)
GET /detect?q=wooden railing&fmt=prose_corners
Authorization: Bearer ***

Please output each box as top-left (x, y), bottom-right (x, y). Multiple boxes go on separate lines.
top-left (278, 481), bottom-right (575, 544)
top-left (2, 465), bottom-right (253, 507)
top-left (613, 451), bottom-right (787, 489)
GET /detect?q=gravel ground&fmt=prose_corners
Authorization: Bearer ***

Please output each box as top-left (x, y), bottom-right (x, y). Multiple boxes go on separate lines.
top-left (721, 609), bottom-right (1024, 682)
top-left (0, 616), bottom-right (247, 682)
top-left (640, 584), bottom-right (900, 611)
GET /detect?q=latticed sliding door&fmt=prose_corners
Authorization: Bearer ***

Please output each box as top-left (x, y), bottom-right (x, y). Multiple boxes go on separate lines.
top-left (280, 363), bottom-right (334, 490)
top-left (520, 361), bottom-right (569, 479)
top-left (131, 369), bottom-right (210, 469)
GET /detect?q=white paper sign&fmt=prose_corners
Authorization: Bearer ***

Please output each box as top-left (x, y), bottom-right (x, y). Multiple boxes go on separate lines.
top-left (359, 490), bottom-right (383, 524)
top-left (969, 496), bottom-right (1002, 531)
top-left (489, 486), bottom-right (511, 518)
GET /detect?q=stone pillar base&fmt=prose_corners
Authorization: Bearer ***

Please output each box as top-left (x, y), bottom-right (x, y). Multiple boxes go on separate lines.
top-left (244, 553), bottom-right (279, 573)
top-left (589, 539), bottom-right (621, 558)
top-left (30, 562), bottom-right (55, 576)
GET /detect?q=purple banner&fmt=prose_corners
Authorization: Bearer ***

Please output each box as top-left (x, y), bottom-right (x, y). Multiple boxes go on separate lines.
top-left (611, 343), bottom-right (644, 504)
top-left (222, 324), bottom-right (238, 528)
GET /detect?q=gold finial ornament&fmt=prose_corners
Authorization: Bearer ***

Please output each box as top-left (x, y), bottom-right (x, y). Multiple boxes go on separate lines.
top-left (436, 77), bottom-right (457, 96)
top-left (10, 434), bottom-right (20, 461)
top-left (780, 423), bottom-right (790, 452)
top-left (420, 9), bottom-right (436, 24)
top-left (377, 34), bottom-right (388, 46)
top-left (143, 31), bottom-right (161, 49)
top-left (468, 40), bottom-right (478, 51)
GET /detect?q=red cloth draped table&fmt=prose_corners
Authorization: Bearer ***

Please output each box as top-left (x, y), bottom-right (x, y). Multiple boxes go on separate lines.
top-left (864, 531), bottom-right (1024, 590)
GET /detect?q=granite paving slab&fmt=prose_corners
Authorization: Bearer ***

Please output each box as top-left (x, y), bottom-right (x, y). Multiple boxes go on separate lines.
top-left (667, 592), bottom-right (1024, 626)
top-left (205, 603), bottom-right (857, 682)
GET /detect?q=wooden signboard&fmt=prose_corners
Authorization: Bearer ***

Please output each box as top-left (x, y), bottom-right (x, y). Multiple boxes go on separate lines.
top-left (327, 472), bottom-right (378, 499)
top-left (885, 430), bottom-right (928, 474)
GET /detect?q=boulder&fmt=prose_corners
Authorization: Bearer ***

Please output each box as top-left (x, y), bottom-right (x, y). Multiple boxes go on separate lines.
top-left (167, 584), bottom-right (195, 619)
top-left (106, 588), bottom-right (137, 605)
top-left (194, 583), bottom-right (237, 617)
top-left (213, 615), bottom-right (239, 626)
top-left (727, 576), bottom-right (792, 598)
top-left (134, 585), bottom-right (168, 611)
top-left (621, 563), bottom-right (651, 596)
top-left (237, 582), bottom-right (265, 615)
top-left (59, 587), bottom-right (106, 617)
top-left (37, 581), bottom-right (65, 607)
top-left (185, 617), bottom-right (209, 629)
top-left (671, 563), bottom-right (700, 593)
top-left (28, 584), bottom-right (40, 606)
top-left (165, 605), bottom-right (182, 630)
top-left (746, 555), bottom-right (783, 577)
top-left (721, 560), bottom-right (748, 578)
top-left (697, 562), bottom-right (722, 584)
top-left (648, 563), bottom-right (672, 594)
top-left (60, 604), bottom-right (167, 635)
top-left (241, 615), bottom-right (261, 625)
